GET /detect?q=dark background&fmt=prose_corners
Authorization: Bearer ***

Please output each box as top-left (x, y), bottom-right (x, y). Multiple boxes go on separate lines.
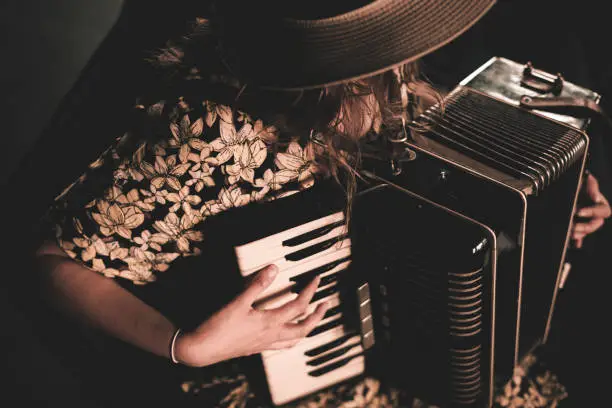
top-left (0, 0), bottom-right (123, 184)
top-left (1, 1), bottom-right (610, 406)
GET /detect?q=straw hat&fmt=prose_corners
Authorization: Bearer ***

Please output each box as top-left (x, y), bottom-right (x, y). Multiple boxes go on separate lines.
top-left (210, 0), bottom-right (496, 90)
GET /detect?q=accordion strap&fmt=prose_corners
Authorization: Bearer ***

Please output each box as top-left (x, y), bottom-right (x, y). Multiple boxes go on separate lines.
top-left (519, 95), bottom-right (612, 131)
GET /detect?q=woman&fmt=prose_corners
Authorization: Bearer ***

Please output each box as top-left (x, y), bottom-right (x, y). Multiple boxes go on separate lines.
top-left (27, 1), bottom-right (561, 406)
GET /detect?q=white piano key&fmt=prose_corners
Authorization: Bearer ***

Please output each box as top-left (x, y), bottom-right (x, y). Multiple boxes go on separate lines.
top-left (235, 212), bottom-right (346, 273)
top-left (262, 317), bottom-right (356, 359)
top-left (263, 343), bottom-right (364, 406)
top-left (236, 224), bottom-right (347, 273)
top-left (304, 337), bottom-right (363, 366)
top-left (238, 237), bottom-right (351, 279)
top-left (249, 247), bottom-right (352, 303)
top-left (232, 211), bottom-right (365, 406)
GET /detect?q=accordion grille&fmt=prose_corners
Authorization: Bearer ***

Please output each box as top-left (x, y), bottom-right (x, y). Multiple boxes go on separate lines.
top-left (366, 225), bottom-right (488, 406)
top-left (414, 87), bottom-right (586, 193)
top-left (448, 266), bottom-right (485, 405)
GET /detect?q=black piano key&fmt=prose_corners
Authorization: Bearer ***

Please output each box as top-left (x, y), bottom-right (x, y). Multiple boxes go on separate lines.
top-left (306, 343), bottom-right (359, 366)
top-left (282, 220), bottom-right (345, 247)
top-left (285, 235), bottom-right (348, 262)
top-left (320, 272), bottom-right (343, 287)
top-left (304, 333), bottom-right (356, 357)
top-left (322, 305), bottom-right (342, 320)
top-left (310, 285), bottom-right (339, 303)
top-left (307, 353), bottom-right (364, 377)
top-left (290, 256), bottom-right (351, 287)
top-left (291, 269), bottom-right (346, 293)
top-left (307, 316), bottom-right (343, 338)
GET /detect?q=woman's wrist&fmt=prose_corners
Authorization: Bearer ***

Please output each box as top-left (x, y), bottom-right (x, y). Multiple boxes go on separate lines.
top-left (172, 329), bottom-right (217, 367)
top-left (172, 329), bottom-right (193, 366)
top-left (169, 328), bottom-right (183, 364)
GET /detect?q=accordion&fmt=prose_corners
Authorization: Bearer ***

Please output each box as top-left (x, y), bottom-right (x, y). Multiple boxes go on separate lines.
top-left (194, 57), bottom-right (600, 407)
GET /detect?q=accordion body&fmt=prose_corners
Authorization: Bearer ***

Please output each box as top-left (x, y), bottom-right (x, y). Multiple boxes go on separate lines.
top-left (151, 57), bottom-right (600, 407)
top-left (356, 57), bottom-right (598, 406)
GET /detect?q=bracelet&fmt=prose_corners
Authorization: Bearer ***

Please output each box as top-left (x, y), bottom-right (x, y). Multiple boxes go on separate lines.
top-left (170, 328), bottom-right (183, 364)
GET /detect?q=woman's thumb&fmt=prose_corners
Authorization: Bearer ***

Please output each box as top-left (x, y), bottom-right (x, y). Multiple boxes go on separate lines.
top-left (236, 265), bottom-right (278, 307)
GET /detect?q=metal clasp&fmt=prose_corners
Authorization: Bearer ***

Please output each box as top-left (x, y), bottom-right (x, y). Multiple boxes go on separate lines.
top-left (521, 61), bottom-right (564, 95)
top-left (387, 118), bottom-right (418, 175)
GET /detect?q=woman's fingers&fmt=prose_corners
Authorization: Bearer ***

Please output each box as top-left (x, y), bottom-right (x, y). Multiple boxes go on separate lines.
top-left (265, 339), bottom-right (302, 350)
top-left (573, 217), bottom-right (605, 235)
top-left (577, 202), bottom-right (611, 220)
top-left (234, 265), bottom-right (278, 308)
top-left (571, 179), bottom-right (610, 247)
top-left (233, 272), bottom-right (329, 353)
top-left (573, 236), bottom-right (584, 249)
top-left (263, 301), bottom-right (331, 350)
top-left (585, 173), bottom-right (601, 201)
top-left (271, 276), bottom-right (322, 322)
top-left (278, 301), bottom-right (330, 341)
top-left (578, 174), bottom-right (611, 220)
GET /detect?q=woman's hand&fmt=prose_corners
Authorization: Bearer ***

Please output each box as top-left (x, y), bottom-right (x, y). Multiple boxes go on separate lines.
top-left (572, 173), bottom-right (611, 249)
top-left (174, 265), bottom-right (330, 367)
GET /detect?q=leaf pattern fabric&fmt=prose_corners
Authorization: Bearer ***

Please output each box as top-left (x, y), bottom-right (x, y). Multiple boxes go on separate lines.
top-left (47, 97), bottom-right (318, 285)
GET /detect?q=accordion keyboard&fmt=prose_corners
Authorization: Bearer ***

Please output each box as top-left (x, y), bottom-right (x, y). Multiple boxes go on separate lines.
top-left (234, 211), bottom-right (374, 406)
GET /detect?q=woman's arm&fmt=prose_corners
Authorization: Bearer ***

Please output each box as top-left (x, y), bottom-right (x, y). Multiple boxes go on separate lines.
top-left (35, 240), bottom-right (328, 367)
top-left (36, 240), bottom-right (177, 359)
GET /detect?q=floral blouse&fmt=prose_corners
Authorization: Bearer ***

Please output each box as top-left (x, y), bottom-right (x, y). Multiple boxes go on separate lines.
top-left (47, 95), bottom-right (319, 285)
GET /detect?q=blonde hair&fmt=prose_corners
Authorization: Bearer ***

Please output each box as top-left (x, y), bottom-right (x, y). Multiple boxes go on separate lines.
top-left (304, 63), bottom-right (442, 220)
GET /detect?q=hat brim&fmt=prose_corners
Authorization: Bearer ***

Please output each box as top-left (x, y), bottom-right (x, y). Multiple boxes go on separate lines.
top-left (215, 0), bottom-right (496, 90)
